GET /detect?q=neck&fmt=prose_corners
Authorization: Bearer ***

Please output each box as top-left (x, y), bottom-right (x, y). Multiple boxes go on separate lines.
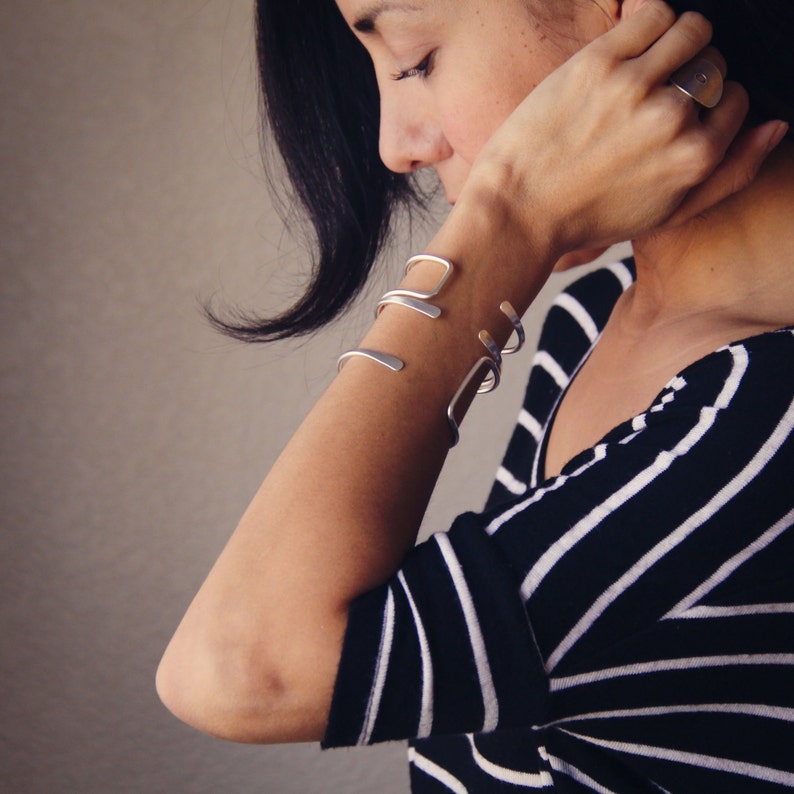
top-left (626, 140), bottom-right (794, 332)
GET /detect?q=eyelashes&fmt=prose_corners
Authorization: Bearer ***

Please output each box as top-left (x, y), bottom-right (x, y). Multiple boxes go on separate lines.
top-left (391, 52), bottom-right (434, 81)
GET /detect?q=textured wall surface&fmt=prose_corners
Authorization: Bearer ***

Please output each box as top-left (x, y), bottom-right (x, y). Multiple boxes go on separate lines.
top-left (0, 2), bottom-right (629, 791)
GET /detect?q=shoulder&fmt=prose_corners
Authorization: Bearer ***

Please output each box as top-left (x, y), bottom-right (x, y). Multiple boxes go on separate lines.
top-left (670, 326), bottom-right (794, 414)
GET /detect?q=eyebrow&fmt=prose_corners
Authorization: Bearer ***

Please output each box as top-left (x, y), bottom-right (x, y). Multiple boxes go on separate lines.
top-left (353, 1), bottom-right (421, 33)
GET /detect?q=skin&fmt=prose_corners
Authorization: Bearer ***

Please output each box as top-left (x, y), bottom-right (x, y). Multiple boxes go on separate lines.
top-left (363, 0), bottom-right (611, 201)
top-left (156, 0), bottom-right (792, 743)
top-left (349, 0), bottom-right (794, 475)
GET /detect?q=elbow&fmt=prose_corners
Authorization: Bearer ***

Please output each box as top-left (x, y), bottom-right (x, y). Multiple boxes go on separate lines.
top-left (155, 622), bottom-right (337, 744)
top-left (155, 642), bottom-right (270, 743)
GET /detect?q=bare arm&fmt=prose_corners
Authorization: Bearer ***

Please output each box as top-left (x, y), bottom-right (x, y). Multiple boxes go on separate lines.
top-left (155, 193), bottom-right (543, 743)
top-left (156, 1), bottom-right (781, 743)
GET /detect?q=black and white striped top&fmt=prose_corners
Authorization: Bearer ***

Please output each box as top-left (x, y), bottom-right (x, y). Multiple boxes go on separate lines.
top-left (324, 261), bottom-right (794, 792)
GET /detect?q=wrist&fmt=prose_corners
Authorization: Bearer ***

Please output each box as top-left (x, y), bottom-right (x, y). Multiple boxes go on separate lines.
top-left (427, 167), bottom-right (561, 317)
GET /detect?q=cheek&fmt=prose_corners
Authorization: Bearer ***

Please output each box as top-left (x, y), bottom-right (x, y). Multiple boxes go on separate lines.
top-left (436, 7), bottom-right (590, 168)
top-left (440, 90), bottom-right (518, 164)
top-left (438, 54), bottom-right (553, 162)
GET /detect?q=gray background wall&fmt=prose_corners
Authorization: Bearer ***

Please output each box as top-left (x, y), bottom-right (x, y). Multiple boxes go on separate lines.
top-left (0, 2), bottom-right (629, 791)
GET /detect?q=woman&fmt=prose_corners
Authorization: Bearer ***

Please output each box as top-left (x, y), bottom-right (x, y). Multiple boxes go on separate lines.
top-left (157, 0), bottom-right (794, 789)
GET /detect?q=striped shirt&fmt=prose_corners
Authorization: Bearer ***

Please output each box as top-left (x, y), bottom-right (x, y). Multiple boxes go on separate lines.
top-left (324, 261), bottom-right (794, 792)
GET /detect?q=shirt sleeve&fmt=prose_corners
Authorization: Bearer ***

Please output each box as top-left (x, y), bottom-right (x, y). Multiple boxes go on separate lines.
top-left (323, 328), bottom-right (794, 789)
top-left (323, 509), bottom-right (549, 747)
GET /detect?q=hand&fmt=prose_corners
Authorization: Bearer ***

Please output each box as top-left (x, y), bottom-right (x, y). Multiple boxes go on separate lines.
top-left (461, 0), bottom-right (779, 264)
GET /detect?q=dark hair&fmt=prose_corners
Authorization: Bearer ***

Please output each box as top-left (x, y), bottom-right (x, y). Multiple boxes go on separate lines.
top-left (210, 0), bottom-right (793, 342)
top-left (206, 0), bottom-right (420, 342)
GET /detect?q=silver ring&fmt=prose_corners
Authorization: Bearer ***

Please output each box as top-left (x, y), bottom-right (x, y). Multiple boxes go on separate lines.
top-left (669, 57), bottom-right (724, 109)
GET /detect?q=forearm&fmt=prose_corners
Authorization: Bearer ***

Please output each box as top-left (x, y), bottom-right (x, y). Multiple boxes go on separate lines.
top-left (250, 184), bottom-right (555, 596)
top-left (156, 186), bottom-right (557, 743)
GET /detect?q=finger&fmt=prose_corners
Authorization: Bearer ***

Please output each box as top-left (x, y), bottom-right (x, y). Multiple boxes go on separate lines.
top-left (664, 117), bottom-right (788, 229)
top-left (639, 11), bottom-right (714, 80)
top-left (598, 0), bottom-right (676, 60)
top-left (674, 81), bottom-right (748, 184)
top-left (658, 46), bottom-right (728, 123)
top-left (664, 136), bottom-right (759, 225)
top-left (699, 79), bottom-right (749, 146)
top-left (698, 45), bottom-right (727, 80)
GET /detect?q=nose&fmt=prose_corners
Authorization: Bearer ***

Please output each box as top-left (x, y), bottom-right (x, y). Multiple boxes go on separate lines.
top-left (378, 86), bottom-right (452, 174)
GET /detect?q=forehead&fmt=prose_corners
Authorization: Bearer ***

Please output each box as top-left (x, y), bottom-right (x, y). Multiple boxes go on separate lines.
top-left (335, 0), bottom-right (426, 33)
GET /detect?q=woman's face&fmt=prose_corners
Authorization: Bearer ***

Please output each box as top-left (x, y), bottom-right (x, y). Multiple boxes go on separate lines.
top-left (335, 0), bottom-right (612, 204)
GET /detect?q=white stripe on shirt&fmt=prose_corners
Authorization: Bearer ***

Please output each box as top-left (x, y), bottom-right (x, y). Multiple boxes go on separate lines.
top-left (554, 292), bottom-right (599, 343)
top-left (520, 347), bottom-right (749, 605)
top-left (546, 753), bottom-right (619, 794)
top-left (607, 260), bottom-right (634, 291)
top-left (408, 748), bottom-right (468, 794)
top-left (665, 505), bottom-right (794, 620)
top-left (436, 533), bottom-right (499, 733)
top-left (357, 587), bottom-right (396, 745)
top-left (398, 571), bottom-right (434, 738)
top-left (550, 654), bottom-right (794, 692)
top-left (534, 351), bottom-right (569, 390)
top-left (550, 702), bottom-right (794, 727)
top-left (560, 731), bottom-right (794, 786)
top-left (546, 387), bottom-right (794, 671)
top-left (496, 465), bottom-right (528, 496)
top-left (467, 734), bottom-right (553, 788)
top-left (519, 409), bottom-right (544, 443)
top-left (487, 445), bottom-right (609, 537)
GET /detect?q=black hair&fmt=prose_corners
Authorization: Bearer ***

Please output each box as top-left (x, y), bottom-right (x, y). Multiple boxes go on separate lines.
top-left (209, 0), bottom-right (794, 342)
top-left (205, 0), bottom-right (420, 342)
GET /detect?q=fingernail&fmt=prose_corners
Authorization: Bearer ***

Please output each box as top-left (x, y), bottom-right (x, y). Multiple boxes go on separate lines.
top-left (766, 121), bottom-right (789, 153)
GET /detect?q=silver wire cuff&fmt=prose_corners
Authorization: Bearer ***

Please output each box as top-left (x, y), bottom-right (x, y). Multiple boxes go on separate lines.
top-left (376, 254), bottom-right (454, 306)
top-left (447, 356), bottom-right (501, 447)
top-left (477, 330), bottom-right (502, 394)
top-left (376, 293), bottom-right (442, 319)
top-left (446, 301), bottom-right (523, 444)
top-left (337, 348), bottom-right (405, 373)
top-left (396, 254), bottom-right (454, 300)
top-left (375, 255), bottom-right (453, 319)
top-left (476, 302), bottom-right (523, 392)
top-left (500, 301), bottom-right (525, 354)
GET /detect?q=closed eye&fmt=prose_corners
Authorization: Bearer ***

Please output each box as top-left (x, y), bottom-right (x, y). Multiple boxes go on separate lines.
top-left (391, 52), bottom-right (434, 81)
